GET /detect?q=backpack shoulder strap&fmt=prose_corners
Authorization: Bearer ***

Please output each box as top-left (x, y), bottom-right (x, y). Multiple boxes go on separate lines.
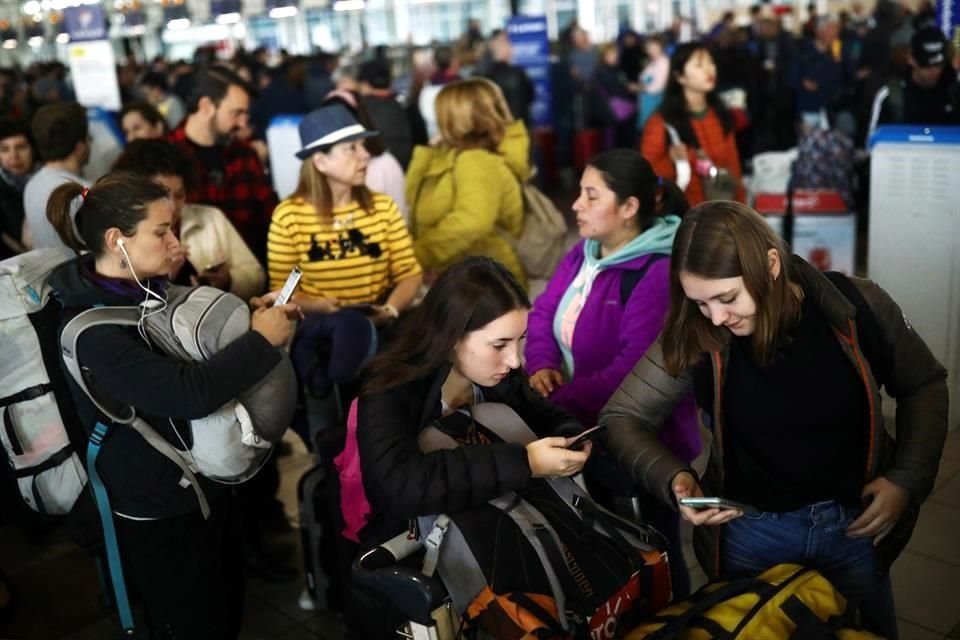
top-left (620, 254), bottom-right (669, 306)
top-left (823, 271), bottom-right (889, 388)
top-left (60, 306), bottom-right (142, 425)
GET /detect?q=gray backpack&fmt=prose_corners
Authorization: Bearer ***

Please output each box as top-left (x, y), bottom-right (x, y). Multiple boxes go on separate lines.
top-left (60, 284), bottom-right (297, 493)
top-left (0, 248), bottom-right (87, 516)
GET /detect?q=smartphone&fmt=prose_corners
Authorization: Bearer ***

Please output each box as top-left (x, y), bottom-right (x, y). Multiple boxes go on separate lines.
top-left (274, 267), bottom-right (303, 306)
top-left (679, 497), bottom-right (758, 514)
top-left (567, 425), bottom-right (606, 451)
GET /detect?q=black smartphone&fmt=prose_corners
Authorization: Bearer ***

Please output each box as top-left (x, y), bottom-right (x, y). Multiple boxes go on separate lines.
top-left (567, 425), bottom-right (606, 451)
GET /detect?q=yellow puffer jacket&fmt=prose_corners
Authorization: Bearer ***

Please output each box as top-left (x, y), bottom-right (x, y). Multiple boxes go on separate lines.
top-left (406, 120), bottom-right (532, 287)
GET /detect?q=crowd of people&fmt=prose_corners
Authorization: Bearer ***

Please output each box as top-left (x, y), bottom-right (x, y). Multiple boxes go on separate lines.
top-left (0, 0), bottom-right (957, 638)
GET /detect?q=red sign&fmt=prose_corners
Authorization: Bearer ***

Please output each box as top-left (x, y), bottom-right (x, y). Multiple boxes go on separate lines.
top-left (753, 190), bottom-right (849, 215)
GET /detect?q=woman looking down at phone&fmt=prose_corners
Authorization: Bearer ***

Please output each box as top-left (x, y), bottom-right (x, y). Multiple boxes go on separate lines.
top-left (600, 201), bottom-right (947, 638)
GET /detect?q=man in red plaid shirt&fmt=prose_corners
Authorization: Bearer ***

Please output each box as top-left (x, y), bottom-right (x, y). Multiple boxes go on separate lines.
top-left (169, 66), bottom-right (277, 264)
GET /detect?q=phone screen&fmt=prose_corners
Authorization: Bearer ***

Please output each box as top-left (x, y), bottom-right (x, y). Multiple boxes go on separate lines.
top-left (275, 267), bottom-right (303, 306)
top-left (567, 425), bottom-right (605, 451)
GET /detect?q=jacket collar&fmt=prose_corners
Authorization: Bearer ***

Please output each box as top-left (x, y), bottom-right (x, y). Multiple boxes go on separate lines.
top-left (788, 255), bottom-right (857, 336)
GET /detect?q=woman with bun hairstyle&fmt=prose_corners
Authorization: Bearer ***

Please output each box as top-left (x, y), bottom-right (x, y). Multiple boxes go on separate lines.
top-left (47, 173), bottom-right (299, 639)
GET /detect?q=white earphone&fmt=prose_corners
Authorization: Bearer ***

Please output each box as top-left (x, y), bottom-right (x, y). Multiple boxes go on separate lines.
top-left (115, 235), bottom-right (168, 342)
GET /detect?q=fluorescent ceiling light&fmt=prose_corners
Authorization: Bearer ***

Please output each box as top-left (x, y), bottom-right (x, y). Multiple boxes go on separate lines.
top-left (23, 0), bottom-right (42, 14)
top-left (333, 0), bottom-right (364, 10)
top-left (166, 17), bottom-right (191, 30)
top-left (215, 12), bottom-right (241, 24)
top-left (268, 5), bottom-right (298, 18)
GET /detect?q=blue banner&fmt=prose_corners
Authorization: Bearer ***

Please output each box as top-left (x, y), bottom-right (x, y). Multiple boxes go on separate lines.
top-left (64, 4), bottom-right (107, 43)
top-left (939, 0), bottom-right (959, 46)
top-left (506, 16), bottom-right (552, 128)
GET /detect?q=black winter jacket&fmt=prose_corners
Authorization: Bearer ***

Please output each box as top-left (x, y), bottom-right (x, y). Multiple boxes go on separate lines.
top-left (357, 365), bottom-right (581, 544)
top-left (50, 255), bottom-right (282, 519)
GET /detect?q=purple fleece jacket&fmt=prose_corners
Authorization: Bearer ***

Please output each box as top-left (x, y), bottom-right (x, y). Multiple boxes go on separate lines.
top-left (525, 241), bottom-right (702, 463)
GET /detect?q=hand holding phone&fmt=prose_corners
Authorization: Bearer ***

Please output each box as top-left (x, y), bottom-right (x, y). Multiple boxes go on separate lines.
top-left (275, 267), bottom-right (303, 306)
top-left (679, 497), bottom-right (758, 515)
top-left (566, 425), bottom-right (606, 451)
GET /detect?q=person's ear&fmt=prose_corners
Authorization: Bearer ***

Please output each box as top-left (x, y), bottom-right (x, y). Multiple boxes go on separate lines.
top-left (104, 228), bottom-right (125, 255)
top-left (620, 195), bottom-right (641, 224)
top-left (197, 95), bottom-right (216, 118)
top-left (768, 248), bottom-right (782, 281)
top-left (311, 152), bottom-right (329, 175)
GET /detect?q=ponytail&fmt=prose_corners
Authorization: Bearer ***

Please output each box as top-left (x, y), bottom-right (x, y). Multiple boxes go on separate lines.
top-left (46, 172), bottom-right (170, 257)
top-left (46, 182), bottom-right (87, 254)
top-left (656, 177), bottom-right (690, 219)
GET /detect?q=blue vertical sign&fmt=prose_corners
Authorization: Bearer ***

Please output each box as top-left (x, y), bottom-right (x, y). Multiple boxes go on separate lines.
top-left (506, 16), bottom-right (552, 128)
top-left (938, 1), bottom-right (959, 48)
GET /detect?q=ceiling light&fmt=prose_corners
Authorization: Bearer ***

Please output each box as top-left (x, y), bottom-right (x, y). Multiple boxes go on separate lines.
top-left (215, 11), bottom-right (240, 24)
top-left (268, 5), bottom-right (297, 18)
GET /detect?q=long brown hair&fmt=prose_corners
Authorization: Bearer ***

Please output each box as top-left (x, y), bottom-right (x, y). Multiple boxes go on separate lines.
top-left (662, 201), bottom-right (801, 375)
top-left (363, 256), bottom-right (530, 395)
top-left (290, 154), bottom-right (374, 224)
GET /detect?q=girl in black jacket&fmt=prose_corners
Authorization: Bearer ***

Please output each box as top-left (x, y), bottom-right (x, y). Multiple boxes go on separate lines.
top-left (352, 256), bottom-right (591, 636)
top-left (46, 173), bottom-right (300, 640)
top-left (358, 257), bottom-right (591, 546)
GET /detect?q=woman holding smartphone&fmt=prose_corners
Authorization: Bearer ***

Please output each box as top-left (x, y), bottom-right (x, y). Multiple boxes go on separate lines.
top-left (265, 104), bottom-right (423, 399)
top-left (600, 201), bottom-right (947, 638)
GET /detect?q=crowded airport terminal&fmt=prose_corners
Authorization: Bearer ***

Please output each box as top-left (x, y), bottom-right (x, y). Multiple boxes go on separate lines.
top-left (0, 0), bottom-right (959, 638)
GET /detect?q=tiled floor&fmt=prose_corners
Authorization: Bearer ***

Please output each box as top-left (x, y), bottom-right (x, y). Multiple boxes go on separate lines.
top-left (2, 430), bottom-right (959, 639)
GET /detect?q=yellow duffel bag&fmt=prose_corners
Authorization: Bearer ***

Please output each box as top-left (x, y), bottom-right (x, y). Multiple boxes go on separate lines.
top-left (627, 564), bottom-right (884, 640)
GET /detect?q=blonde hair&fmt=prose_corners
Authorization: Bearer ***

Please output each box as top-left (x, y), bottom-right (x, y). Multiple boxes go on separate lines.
top-left (290, 155), bottom-right (373, 224)
top-left (435, 78), bottom-right (514, 152)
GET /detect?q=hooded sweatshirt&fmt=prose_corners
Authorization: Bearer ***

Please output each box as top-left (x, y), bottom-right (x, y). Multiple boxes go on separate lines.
top-left (49, 255), bottom-right (282, 519)
top-left (525, 219), bottom-right (700, 462)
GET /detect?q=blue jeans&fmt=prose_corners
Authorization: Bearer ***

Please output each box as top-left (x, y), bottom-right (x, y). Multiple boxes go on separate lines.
top-left (722, 500), bottom-right (898, 639)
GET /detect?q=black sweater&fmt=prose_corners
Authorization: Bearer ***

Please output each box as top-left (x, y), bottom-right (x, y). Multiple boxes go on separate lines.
top-left (357, 365), bottom-right (582, 545)
top-left (50, 255), bottom-right (282, 519)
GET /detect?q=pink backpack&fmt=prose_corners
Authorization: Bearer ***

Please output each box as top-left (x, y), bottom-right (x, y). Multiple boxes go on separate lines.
top-left (333, 398), bottom-right (372, 542)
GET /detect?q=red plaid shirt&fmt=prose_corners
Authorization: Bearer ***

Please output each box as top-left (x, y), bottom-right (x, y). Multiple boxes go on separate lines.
top-left (168, 125), bottom-right (277, 261)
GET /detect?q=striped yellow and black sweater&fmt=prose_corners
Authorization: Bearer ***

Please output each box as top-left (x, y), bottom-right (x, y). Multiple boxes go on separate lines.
top-left (267, 193), bottom-right (421, 304)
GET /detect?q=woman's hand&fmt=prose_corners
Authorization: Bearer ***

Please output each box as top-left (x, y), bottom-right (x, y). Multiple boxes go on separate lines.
top-left (251, 303), bottom-right (301, 347)
top-left (526, 437), bottom-right (591, 478)
top-left (669, 143), bottom-right (689, 162)
top-left (673, 471), bottom-right (743, 526)
top-left (847, 477), bottom-right (911, 545)
top-left (168, 245), bottom-right (190, 281)
top-left (530, 368), bottom-right (564, 398)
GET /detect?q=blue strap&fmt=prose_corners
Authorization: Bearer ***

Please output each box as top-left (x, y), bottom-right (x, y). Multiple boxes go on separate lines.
top-left (87, 422), bottom-right (135, 636)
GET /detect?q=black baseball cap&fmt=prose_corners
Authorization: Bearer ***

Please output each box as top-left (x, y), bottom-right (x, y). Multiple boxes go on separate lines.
top-left (911, 28), bottom-right (947, 67)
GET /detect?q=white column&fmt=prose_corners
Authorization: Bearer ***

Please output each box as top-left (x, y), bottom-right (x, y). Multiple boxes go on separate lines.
top-left (577, 0), bottom-right (596, 37)
top-left (393, 0), bottom-right (410, 45)
top-left (544, 0), bottom-right (559, 41)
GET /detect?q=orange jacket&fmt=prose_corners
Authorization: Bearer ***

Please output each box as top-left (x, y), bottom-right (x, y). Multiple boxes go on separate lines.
top-left (640, 110), bottom-right (746, 206)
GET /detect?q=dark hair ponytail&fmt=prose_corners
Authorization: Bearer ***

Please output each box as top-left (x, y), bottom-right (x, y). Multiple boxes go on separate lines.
top-left (656, 177), bottom-right (690, 219)
top-left (46, 182), bottom-right (87, 253)
top-left (46, 172), bottom-right (170, 256)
